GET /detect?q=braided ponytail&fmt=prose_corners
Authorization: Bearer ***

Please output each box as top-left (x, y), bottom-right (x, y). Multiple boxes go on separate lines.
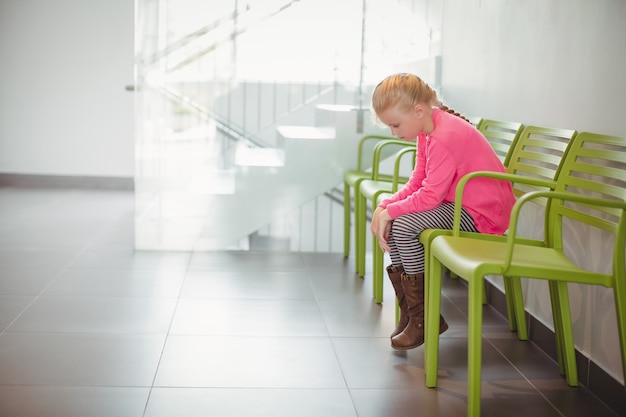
top-left (437, 103), bottom-right (471, 123)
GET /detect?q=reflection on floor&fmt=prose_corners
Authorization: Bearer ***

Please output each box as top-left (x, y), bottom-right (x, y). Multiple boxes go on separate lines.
top-left (0, 186), bottom-right (622, 417)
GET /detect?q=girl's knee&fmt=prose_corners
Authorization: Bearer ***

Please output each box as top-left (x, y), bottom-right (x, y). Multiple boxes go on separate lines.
top-left (392, 216), bottom-right (427, 237)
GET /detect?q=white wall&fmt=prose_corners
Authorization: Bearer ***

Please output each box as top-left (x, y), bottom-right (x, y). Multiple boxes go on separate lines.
top-left (439, 0), bottom-right (626, 383)
top-left (440, 0), bottom-right (626, 137)
top-left (0, 0), bottom-right (134, 177)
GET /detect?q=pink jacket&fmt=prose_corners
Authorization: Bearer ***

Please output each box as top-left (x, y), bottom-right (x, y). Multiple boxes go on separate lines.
top-left (379, 108), bottom-right (516, 235)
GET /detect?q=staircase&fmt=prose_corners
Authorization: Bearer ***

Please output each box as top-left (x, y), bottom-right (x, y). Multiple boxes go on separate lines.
top-left (133, 0), bottom-right (401, 251)
top-left (135, 88), bottom-right (387, 250)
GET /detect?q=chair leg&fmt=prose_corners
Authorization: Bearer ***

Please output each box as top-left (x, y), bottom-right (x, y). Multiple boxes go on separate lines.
top-left (425, 255), bottom-right (443, 388)
top-left (613, 283), bottom-right (626, 392)
top-left (549, 281), bottom-right (566, 377)
top-left (503, 276), bottom-right (528, 340)
top-left (356, 193), bottom-right (367, 277)
top-left (354, 186), bottom-right (364, 276)
top-left (343, 182), bottom-right (351, 258)
top-left (502, 276), bottom-right (518, 332)
top-left (551, 281), bottom-right (579, 386)
top-left (372, 192), bottom-right (386, 303)
top-left (373, 237), bottom-right (384, 303)
top-left (468, 276), bottom-right (484, 417)
top-left (482, 282), bottom-right (487, 304)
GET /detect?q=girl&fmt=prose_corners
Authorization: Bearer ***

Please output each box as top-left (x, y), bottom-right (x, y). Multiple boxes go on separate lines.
top-left (370, 73), bottom-right (516, 350)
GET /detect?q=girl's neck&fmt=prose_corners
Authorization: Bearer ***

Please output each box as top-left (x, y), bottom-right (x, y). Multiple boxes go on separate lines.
top-left (421, 107), bottom-right (435, 134)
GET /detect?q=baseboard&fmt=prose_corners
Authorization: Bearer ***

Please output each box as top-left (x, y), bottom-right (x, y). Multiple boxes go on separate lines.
top-left (485, 281), bottom-right (626, 416)
top-left (0, 173), bottom-right (134, 190)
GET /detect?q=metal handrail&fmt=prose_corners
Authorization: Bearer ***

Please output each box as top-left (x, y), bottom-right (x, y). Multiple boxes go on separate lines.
top-left (141, 0), bottom-right (340, 150)
top-left (143, 0), bottom-right (302, 72)
top-left (154, 83), bottom-right (268, 149)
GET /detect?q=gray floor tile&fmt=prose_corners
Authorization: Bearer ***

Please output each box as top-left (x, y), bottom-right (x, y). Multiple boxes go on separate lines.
top-left (0, 246), bottom-right (80, 269)
top-left (188, 251), bottom-right (306, 271)
top-left (180, 269), bottom-right (315, 299)
top-left (70, 248), bottom-right (191, 270)
top-left (317, 296), bottom-right (397, 338)
top-left (154, 335), bottom-right (346, 388)
top-left (0, 295), bottom-right (34, 331)
top-left (0, 386), bottom-right (149, 417)
top-left (332, 337), bottom-right (428, 389)
top-left (8, 296), bottom-right (177, 334)
top-left (44, 268), bottom-right (186, 298)
top-left (0, 267), bottom-right (60, 295)
top-left (170, 299), bottom-right (328, 336)
top-left (145, 388), bottom-right (357, 417)
top-left (0, 333), bottom-right (164, 386)
top-left (350, 388), bottom-right (467, 417)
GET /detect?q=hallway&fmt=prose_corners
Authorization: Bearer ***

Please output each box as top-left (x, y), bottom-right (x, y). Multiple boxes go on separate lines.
top-left (0, 186), bottom-right (620, 417)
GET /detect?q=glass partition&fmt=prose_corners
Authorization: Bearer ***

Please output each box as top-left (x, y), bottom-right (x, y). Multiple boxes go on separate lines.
top-left (134, 0), bottom-right (433, 250)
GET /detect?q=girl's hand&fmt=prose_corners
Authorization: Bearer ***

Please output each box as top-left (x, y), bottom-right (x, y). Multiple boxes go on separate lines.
top-left (370, 208), bottom-right (392, 252)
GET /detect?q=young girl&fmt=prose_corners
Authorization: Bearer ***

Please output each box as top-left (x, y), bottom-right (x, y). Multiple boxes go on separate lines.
top-left (370, 73), bottom-right (516, 350)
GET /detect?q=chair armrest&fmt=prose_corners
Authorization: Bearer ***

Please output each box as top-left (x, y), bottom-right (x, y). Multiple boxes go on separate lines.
top-left (451, 171), bottom-right (557, 235)
top-left (355, 135), bottom-right (395, 171)
top-left (391, 147), bottom-right (416, 192)
top-left (370, 139), bottom-right (414, 179)
top-left (502, 190), bottom-right (626, 272)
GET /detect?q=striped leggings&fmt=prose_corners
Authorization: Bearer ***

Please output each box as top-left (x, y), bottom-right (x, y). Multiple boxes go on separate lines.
top-left (387, 202), bottom-right (478, 275)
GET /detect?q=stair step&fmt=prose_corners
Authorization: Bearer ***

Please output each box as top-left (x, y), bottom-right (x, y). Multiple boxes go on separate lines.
top-left (277, 125), bottom-right (335, 140)
top-left (234, 145), bottom-right (285, 167)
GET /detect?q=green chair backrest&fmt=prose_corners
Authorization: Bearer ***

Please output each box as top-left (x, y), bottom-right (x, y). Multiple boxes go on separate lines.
top-left (505, 125), bottom-right (577, 199)
top-left (478, 119), bottom-right (524, 166)
top-left (547, 132), bottom-right (626, 261)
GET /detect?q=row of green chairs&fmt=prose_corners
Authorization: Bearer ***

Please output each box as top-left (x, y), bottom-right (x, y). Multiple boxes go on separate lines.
top-left (342, 122), bottom-right (626, 415)
top-left (424, 131), bottom-right (626, 416)
top-left (342, 135), bottom-right (414, 275)
top-left (366, 119), bottom-right (527, 302)
top-left (369, 123), bottom-right (576, 349)
top-left (344, 121), bottom-right (573, 327)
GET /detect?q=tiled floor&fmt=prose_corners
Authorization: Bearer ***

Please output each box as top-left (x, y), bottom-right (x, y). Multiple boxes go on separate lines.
top-left (0, 186), bottom-right (622, 417)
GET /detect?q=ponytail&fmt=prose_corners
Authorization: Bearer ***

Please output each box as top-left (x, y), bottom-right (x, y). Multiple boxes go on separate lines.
top-left (437, 103), bottom-right (470, 124)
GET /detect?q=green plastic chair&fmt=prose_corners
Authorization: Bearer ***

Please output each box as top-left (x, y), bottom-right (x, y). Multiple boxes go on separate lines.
top-left (478, 119), bottom-right (525, 167)
top-left (343, 135), bottom-right (398, 258)
top-left (352, 139), bottom-right (415, 276)
top-left (425, 131), bottom-right (626, 417)
top-left (418, 125), bottom-right (577, 338)
top-left (439, 119), bottom-right (524, 284)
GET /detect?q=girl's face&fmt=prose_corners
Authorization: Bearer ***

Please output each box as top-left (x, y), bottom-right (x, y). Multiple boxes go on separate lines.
top-left (377, 104), bottom-right (430, 141)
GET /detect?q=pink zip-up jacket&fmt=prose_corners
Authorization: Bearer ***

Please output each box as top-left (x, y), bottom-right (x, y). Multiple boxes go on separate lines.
top-left (379, 108), bottom-right (516, 235)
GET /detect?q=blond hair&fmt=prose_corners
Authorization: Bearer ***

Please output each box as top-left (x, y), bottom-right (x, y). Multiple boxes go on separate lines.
top-left (371, 73), bottom-right (469, 123)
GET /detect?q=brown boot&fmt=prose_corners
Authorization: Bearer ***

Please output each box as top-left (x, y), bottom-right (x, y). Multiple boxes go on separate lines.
top-left (387, 264), bottom-right (408, 338)
top-left (391, 273), bottom-right (449, 350)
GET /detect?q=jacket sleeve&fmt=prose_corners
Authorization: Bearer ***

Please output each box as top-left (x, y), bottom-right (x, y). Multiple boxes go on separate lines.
top-left (378, 135), bottom-right (426, 209)
top-left (385, 139), bottom-right (456, 218)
